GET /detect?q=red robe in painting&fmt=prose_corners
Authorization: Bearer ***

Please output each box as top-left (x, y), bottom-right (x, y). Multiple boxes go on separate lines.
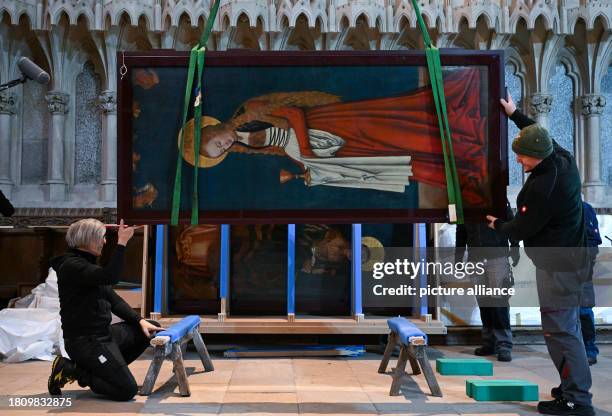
top-left (271, 68), bottom-right (488, 205)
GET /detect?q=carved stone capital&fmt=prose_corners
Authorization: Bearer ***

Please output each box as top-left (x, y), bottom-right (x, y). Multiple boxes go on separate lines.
top-left (528, 94), bottom-right (553, 115)
top-left (98, 90), bottom-right (117, 114)
top-left (45, 91), bottom-right (70, 114)
top-left (580, 94), bottom-right (606, 116)
top-left (0, 91), bottom-right (16, 115)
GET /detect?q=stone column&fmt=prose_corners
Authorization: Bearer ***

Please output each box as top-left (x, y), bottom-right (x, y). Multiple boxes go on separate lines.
top-left (0, 91), bottom-right (16, 198)
top-left (45, 91), bottom-right (69, 201)
top-left (580, 94), bottom-right (606, 203)
top-left (527, 93), bottom-right (553, 128)
top-left (98, 90), bottom-right (117, 202)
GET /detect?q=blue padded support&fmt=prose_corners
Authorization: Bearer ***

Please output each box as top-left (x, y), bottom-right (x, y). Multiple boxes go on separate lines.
top-left (414, 223), bottom-right (428, 316)
top-left (155, 315), bottom-right (201, 343)
top-left (387, 317), bottom-right (427, 345)
top-left (351, 224), bottom-right (362, 316)
top-left (287, 224), bottom-right (295, 315)
top-left (154, 225), bottom-right (165, 313)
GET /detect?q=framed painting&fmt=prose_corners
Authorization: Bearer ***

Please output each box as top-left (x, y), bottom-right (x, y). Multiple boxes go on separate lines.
top-left (118, 50), bottom-right (507, 224)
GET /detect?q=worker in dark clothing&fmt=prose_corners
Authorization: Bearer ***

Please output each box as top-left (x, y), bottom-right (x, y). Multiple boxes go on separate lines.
top-left (487, 94), bottom-right (593, 416)
top-left (580, 201), bottom-right (601, 365)
top-left (48, 219), bottom-right (163, 401)
top-left (0, 189), bottom-right (14, 216)
top-left (456, 200), bottom-right (519, 362)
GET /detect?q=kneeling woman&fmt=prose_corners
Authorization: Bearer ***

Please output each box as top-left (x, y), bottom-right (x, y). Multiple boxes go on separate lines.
top-left (48, 219), bottom-right (163, 400)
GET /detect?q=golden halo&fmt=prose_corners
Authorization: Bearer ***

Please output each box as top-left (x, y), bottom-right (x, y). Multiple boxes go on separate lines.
top-left (361, 236), bottom-right (384, 271)
top-left (178, 116), bottom-right (228, 169)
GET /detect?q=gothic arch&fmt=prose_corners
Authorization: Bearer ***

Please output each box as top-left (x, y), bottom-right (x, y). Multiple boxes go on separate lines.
top-left (505, 47), bottom-right (528, 99)
top-left (593, 17), bottom-right (612, 93)
top-left (556, 48), bottom-right (584, 98)
top-left (290, 7), bottom-right (314, 28)
top-left (474, 11), bottom-right (494, 30)
top-left (314, 13), bottom-right (328, 32)
top-left (231, 9), bottom-right (255, 28)
top-left (352, 12), bottom-right (372, 28)
top-left (393, 12), bottom-right (413, 33)
top-left (528, 12), bottom-right (553, 31)
top-left (589, 13), bottom-right (610, 31)
top-left (509, 10), bottom-right (530, 33)
top-left (0, 8), bottom-right (14, 25)
top-left (111, 9), bottom-right (136, 27)
top-left (171, 8), bottom-right (196, 28)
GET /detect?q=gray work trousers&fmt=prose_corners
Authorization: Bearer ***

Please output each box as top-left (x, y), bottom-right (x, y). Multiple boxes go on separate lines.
top-left (537, 268), bottom-right (593, 407)
top-left (474, 257), bottom-right (513, 352)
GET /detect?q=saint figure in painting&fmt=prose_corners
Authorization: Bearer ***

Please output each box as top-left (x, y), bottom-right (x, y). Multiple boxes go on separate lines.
top-left (181, 68), bottom-right (488, 205)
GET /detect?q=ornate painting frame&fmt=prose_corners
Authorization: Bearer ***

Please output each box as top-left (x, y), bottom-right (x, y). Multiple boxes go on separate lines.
top-left (117, 49), bottom-right (507, 224)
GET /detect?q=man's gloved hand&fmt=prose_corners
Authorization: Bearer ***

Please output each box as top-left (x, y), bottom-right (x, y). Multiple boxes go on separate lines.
top-left (510, 246), bottom-right (520, 267)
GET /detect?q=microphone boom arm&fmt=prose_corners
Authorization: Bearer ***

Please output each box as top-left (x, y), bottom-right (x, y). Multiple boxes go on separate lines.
top-left (0, 75), bottom-right (28, 92)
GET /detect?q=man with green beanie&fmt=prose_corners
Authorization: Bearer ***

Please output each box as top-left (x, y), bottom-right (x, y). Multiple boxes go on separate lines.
top-left (486, 94), bottom-right (592, 416)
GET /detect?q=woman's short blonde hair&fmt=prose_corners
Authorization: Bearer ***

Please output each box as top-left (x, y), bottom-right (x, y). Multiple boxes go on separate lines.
top-left (66, 218), bottom-right (105, 249)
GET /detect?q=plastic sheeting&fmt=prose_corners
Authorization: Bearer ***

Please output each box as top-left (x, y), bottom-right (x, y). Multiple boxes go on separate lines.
top-left (0, 268), bottom-right (67, 362)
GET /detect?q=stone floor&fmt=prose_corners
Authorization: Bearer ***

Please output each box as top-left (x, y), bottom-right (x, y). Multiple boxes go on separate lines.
top-left (0, 344), bottom-right (611, 415)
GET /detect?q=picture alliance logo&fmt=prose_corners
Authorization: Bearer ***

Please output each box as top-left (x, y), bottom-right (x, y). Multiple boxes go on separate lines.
top-left (371, 259), bottom-right (486, 280)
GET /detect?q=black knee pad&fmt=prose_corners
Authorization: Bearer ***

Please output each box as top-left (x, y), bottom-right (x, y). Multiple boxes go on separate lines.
top-left (113, 382), bottom-right (138, 401)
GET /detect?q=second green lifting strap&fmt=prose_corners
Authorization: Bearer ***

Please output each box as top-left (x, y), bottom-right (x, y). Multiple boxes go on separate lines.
top-left (171, 0), bottom-right (221, 225)
top-left (411, 0), bottom-right (464, 224)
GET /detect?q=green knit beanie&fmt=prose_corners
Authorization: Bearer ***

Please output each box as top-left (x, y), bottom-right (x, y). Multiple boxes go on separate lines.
top-left (512, 124), bottom-right (553, 159)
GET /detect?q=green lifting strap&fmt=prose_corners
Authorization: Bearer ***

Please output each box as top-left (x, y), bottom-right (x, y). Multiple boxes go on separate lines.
top-left (171, 0), bottom-right (221, 225)
top-left (410, 0), bottom-right (464, 224)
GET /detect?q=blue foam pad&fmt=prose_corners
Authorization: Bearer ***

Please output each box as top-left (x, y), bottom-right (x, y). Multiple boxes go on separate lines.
top-left (155, 315), bottom-right (201, 343)
top-left (387, 317), bottom-right (427, 345)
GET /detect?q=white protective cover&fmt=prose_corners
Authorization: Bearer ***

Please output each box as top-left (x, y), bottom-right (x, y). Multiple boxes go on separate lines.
top-left (0, 268), bottom-right (67, 362)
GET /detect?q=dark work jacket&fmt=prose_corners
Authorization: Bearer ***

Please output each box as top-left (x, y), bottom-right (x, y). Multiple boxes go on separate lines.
top-left (583, 201), bottom-right (602, 250)
top-left (494, 110), bottom-right (586, 271)
top-left (0, 190), bottom-right (14, 217)
top-left (456, 201), bottom-right (519, 261)
top-left (49, 246), bottom-right (141, 339)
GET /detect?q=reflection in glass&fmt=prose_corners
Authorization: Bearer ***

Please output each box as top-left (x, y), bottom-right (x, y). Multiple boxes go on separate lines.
top-left (230, 225), bottom-right (287, 315)
top-left (295, 225), bottom-right (352, 316)
top-left (168, 225), bottom-right (220, 314)
top-left (362, 224), bottom-right (415, 317)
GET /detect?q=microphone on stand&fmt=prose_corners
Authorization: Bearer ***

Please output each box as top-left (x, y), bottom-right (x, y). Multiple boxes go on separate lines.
top-left (0, 57), bottom-right (50, 92)
top-left (17, 57), bottom-right (50, 84)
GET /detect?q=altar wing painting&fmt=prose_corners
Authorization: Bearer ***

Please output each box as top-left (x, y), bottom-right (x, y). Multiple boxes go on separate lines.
top-left (118, 50), bottom-right (507, 224)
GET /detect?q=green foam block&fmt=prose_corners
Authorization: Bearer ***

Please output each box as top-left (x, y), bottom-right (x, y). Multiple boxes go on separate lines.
top-left (466, 379), bottom-right (539, 401)
top-left (436, 358), bottom-right (493, 375)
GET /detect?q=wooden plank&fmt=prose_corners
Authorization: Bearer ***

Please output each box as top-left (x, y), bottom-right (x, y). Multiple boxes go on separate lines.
top-left (407, 345), bottom-right (421, 375)
top-left (140, 224), bottom-right (149, 318)
top-left (150, 335), bottom-right (170, 347)
top-left (192, 328), bottom-right (214, 372)
top-left (139, 347), bottom-right (165, 396)
top-left (155, 317), bottom-right (447, 335)
top-left (417, 346), bottom-right (443, 397)
top-left (389, 346), bottom-right (410, 396)
top-left (172, 343), bottom-right (191, 397)
top-left (378, 331), bottom-right (397, 374)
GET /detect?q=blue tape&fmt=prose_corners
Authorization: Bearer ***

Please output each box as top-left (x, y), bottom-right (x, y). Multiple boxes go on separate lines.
top-left (220, 224), bottom-right (230, 299)
top-left (287, 224), bottom-right (296, 315)
top-left (154, 225), bottom-right (164, 313)
top-left (352, 224), bottom-right (362, 316)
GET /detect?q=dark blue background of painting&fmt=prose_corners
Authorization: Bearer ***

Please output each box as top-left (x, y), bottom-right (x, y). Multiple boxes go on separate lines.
top-left (132, 65), bottom-right (422, 211)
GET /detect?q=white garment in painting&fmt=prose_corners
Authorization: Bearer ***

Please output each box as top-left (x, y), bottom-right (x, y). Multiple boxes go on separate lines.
top-left (283, 128), bottom-right (412, 192)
